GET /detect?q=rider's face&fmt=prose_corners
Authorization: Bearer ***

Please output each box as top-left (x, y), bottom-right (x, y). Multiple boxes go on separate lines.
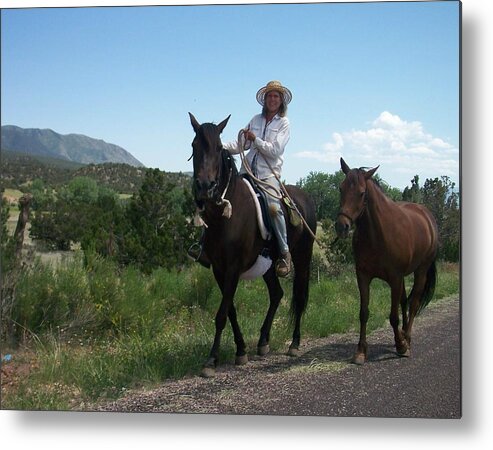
top-left (265, 91), bottom-right (282, 114)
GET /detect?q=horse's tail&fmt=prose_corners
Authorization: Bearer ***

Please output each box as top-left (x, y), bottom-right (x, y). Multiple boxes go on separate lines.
top-left (290, 260), bottom-right (311, 322)
top-left (289, 195), bottom-right (317, 323)
top-left (411, 259), bottom-right (437, 316)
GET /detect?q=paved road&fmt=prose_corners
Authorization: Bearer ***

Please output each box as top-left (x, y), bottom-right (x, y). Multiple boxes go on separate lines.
top-left (97, 296), bottom-right (461, 418)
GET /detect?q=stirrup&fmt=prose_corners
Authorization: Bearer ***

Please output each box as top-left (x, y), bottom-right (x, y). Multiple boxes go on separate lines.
top-left (275, 253), bottom-right (291, 278)
top-left (187, 243), bottom-right (202, 261)
top-left (187, 243), bottom-right (211, 269)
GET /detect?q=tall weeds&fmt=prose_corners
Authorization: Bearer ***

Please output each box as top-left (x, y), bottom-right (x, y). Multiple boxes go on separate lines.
top-left (1, 256), bottom-right (460, 410)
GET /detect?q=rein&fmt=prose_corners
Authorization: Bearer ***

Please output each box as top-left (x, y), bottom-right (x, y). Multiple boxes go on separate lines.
top-left (236, 129), bottom-right (283, 201)
top-left (216, 164), bottom-right (233, 218)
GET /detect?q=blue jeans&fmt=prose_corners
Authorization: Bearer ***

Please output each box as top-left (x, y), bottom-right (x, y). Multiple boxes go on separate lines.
top-left (263, 177), bottom-right (289, 255)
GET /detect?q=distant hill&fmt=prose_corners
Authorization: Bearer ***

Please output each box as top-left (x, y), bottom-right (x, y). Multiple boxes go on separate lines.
top-left (1, 149), bottom-right (191, 195)
top-left (1, 125), bottom-right (144, 167)
top-left (1, 149), bottom-right (82, 190)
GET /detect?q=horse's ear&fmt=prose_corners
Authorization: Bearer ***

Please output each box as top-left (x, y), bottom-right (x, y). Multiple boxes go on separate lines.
top-left (217, 115), bottom-right (231, 134)
top-left (340, 157), bottom-right (350, 175)
top-left (364, 165), bottom-right (379, 180)
top-left (189, 112), bottom-right (200, 133)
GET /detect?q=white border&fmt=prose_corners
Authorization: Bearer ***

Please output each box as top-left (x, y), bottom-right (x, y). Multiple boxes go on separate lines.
top-left (2, 0), bottom-right (492, 449)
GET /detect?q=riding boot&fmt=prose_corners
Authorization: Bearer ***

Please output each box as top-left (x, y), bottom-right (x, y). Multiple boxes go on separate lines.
top-left (269, 202), bottom-right (291, 277)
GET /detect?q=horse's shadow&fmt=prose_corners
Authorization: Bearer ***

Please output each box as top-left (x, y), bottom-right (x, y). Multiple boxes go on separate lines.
top-left (238, 339), bottom-right (402, 376)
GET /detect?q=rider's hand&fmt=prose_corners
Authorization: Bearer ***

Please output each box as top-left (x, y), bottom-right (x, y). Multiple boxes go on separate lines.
top-left (243, 129), bottom-right (256, 142)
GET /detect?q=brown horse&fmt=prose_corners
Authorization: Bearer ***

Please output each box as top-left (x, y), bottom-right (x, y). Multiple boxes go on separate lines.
top-left (189, 113), bottom-right (317, 377)
top-left (335, 158), bottom-right (439, 364)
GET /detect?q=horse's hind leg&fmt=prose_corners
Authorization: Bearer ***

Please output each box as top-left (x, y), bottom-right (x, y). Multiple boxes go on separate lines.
top-left (400, 279), bottom-right (409, 335)
top-left (354, 271), bottom-right (371, 364)
top-left (389, 278), bottom-right (410, 357)
top-left (404, 268), bottom-right (429, 348)
top-left (257, 267), bottom-right (284, 356)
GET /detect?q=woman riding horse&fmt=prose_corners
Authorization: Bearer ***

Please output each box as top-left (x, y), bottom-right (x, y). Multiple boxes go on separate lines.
top-left (188, 107), bottom-right (316, 377)
top-left (189, 80), bottom-right (293, 277)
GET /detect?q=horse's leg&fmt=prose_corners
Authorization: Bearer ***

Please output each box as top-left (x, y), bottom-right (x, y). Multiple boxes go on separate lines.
top-left (403, 268), bottom-right (429, 350)
top-left (389, 277), bottom-right (410, 357)
top-left (228, 302), bottom-right (248, 365)
top-left (354, 271), bottom-right (371, 365)
top-left (257, 267), bottom-right (284, 356)
top-left (201, 269), bottom-right (240, 378)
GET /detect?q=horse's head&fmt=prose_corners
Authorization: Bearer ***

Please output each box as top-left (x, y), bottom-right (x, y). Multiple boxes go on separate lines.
top-left (335, 157), bottom-right (379, 238)
top-left (189, 112), bottom-right (231, 203)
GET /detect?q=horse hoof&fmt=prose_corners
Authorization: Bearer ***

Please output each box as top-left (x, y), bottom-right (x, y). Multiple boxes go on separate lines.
top-left (287, 347), bottom-right (300, 357)
top-left (257, 345), bottom-right (270, 356)
top-left (397, 349), bottom-right (411, 358)
top-left (396, 340), bottom-right (410, 357)
top-left (200, 367), bottom-right (216, 378)
top-left (235, 354), bottom-right (249, 366)
top-left (352, 353), bottom-right (366, 365)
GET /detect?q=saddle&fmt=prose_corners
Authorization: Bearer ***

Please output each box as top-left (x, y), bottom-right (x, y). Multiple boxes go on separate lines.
top-left (242, 174), bottom-right (302, 233)
top-left (241, 174), bottom-right (273, 241)
top-left (239, 175), bottom-right (303, 281)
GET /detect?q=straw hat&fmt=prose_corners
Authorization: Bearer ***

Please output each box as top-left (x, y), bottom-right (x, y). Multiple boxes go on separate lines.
top-left (256, 80), bottom-right (293, 106)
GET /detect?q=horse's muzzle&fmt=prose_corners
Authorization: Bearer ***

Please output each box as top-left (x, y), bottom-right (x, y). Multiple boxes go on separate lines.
top-left (335, 212), bottom-right (352, 239)
top-left (195, 178), bottom-right (218, 201)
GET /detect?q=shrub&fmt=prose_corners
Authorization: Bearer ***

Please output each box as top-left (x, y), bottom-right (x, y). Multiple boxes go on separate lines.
top-left (11, 255), bottom-right (96, 339)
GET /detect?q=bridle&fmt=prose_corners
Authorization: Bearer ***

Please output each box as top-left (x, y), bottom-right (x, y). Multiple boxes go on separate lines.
top-left (193, 146), bottom-right (234, 220)
top-left (214, 149), bottom-right (233, 200)
top-left (336, 189), bottom-right (368, 226)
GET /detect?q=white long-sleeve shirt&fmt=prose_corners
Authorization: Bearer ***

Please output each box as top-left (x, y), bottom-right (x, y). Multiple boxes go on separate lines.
top-left (222, 113), bottom-right (290, 180)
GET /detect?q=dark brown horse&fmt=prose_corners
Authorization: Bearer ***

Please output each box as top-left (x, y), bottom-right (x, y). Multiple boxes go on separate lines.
top-left (335, 158), bottom-right (439, 364)
top-left (189, 113), bottom-right (317, 377)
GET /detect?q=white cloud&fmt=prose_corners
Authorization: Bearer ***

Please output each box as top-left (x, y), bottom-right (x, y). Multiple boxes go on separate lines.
top-left (295, 111), bottom-right (459, 188)
top-left (373, 110), bottom-right (403, 128)
top-left (323, 132), bottom-right (344, 153)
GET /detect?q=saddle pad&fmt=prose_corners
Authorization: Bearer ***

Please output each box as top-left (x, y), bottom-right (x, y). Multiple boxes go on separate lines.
top-left (239, 253), bottom-right (272, 280)
top-left (242, 177), bottom-right (271, 241)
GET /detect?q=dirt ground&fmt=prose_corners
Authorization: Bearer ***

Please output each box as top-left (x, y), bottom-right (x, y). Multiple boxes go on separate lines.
top-left (93, 296), bottom-right (461, 418)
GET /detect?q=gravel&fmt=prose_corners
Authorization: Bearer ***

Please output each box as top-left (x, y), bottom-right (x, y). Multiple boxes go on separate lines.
top-left (94, 296), bottom-right (461, 418)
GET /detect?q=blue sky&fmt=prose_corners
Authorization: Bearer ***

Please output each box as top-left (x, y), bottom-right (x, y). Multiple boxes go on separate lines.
top-left (1, 1), bottom-right (460, 189)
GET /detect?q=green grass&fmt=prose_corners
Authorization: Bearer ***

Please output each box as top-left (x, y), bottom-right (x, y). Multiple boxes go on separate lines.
top-left (1, 258), bottom-right (460, 410)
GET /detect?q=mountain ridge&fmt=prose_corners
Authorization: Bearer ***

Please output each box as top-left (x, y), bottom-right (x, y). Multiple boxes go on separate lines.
top-left (1, 125), bottom-right (144, 167)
